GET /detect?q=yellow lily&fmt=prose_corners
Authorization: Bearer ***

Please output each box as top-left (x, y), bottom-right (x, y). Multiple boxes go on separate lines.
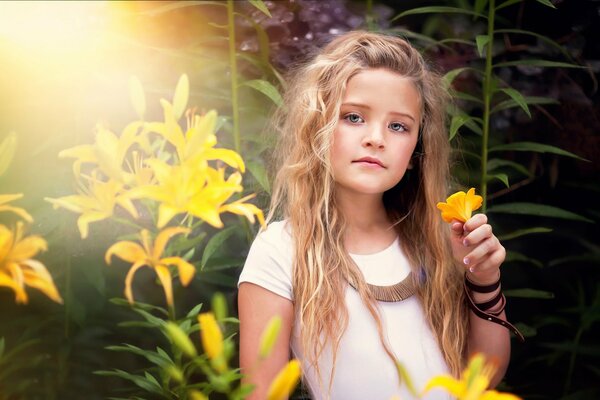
top-left (59, 122), bottom-right (143, 183)
top-left (147, 101), bottom-right (244, 171)
top-left (0, 222), bottom-right (62, 304)
top-left (45, 174), bottom-right (138, 239)
top-left (267, 359), bottom-right (302, 400)
top-left (0, 194), bottom-right (33, 222)
top-left (130, 160), bottom-right (264, 229)
top-left (436, 188), bottom-right (483, 223)
top-left (198, 312), bottom-right (226, 373)
top-left (104, 227), bottom-right (194, 306)
top-left (423, 353), bottom-right (521, 400)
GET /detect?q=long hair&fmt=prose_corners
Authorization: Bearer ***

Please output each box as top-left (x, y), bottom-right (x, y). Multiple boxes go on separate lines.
top-left (264, 30), bottom-right (468, 392)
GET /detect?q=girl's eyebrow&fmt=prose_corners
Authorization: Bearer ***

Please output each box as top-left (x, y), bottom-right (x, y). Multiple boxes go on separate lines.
top-left (341, 102), bottom-right (416, 123)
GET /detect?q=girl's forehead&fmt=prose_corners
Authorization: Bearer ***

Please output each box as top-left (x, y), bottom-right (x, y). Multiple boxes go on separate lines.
top-left (341, 69), bottom-right (421, 118)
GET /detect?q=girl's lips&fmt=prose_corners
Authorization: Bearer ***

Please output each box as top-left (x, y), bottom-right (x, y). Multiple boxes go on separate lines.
top-left (353, 157), bottom-right (385, 168)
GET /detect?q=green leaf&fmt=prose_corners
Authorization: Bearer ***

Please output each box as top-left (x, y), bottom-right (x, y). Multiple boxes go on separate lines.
top-left (491, 95), bottom-right (558, 115)
top-left (499, 88), bottom-right (530, 117)
top-left (495, 29), bottom-right (572, 60)
top-left (129, 76), bottom-right (146, 119)
top-left (248, 0), bottom-right (272, 17)
top-left (451, 90), bottom-right (484, 104)
top-left (172, 74), bottom-right (189, 120)
top-left (165, 322), bottom-right (197, 357)
top-left (487, 158), bottom-right (531, 177)
top-left (201, 226), bottom-right (237, 269)
top-left (494, 59), bottom-right (583, 69)
top-left (504, 250), bottom-right (543, 268)
top-left (495, 0), bottom-right (523, 11)
top-left (0, 337), bottom-right (4, 358)
top-left (535, 0), bottom-right (556, 8)
top-left (475, 0), bottom-right (489, 14)
top-left (442, 67), bottom-right (471, 88)
top-left (169, 232), bottom-right (207, 254)
top-left (240, 79), bottom-right (283, 107)
top-left (548, 254), bottom-right (600, 267)
top-left (94, 369), bottom-right (165, 394)
top-left (0, 132), bottom-right (17, 176)
top-left (449, 115), bottom-right (470, 141)
top-left (514, 322), bottom-right (537, 338)
top-left (186, 303), bottom-right (204, 319)
top-left (488, 173), bottom-right (509, 187)
top-left (489, 141), bottom-right (588, 161)
top-left (392, 6), bottom-right (487, 21)
top-left (487, 203), bottom-right (593, 223)
top-left (247, 160), bottom-right (270, 193)
top-left (395, 361), bottom-right (420, 397)
top-left (498, 227), bottom-right (552, 241)
top-left (475, 35), bottom-right (490, 57)
top-left (105, 344), bottom-right (173, 369)
top-left (504, 289), bottom-right (554, 299)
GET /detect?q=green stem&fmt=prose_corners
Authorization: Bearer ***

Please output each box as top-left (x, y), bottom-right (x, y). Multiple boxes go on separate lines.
top-left (481, 0), bottom-right (496, 212)
top-left (227, 0), bottom-right (241, 153)
top-left (564, 326), bottom-right (584, 395)
top-left (366, 0), bottom-right (375, 31)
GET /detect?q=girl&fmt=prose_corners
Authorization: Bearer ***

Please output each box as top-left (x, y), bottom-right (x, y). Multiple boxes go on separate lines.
top-left (238, 30), bottom-right (520, 399)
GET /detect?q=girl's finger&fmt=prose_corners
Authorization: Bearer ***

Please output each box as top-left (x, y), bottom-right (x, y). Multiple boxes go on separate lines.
top-left (462, 236), bottom-right (500, 267)
top-left (463, 213), bottom-right (488, 233)
top-left (462, 223), bottom-right (493, 247)
top-left (467, 247), bottom-right (506, 276)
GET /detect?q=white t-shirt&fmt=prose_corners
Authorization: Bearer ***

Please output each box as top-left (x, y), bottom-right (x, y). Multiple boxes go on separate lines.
top-left (238, 220), bottom-right (451, 400)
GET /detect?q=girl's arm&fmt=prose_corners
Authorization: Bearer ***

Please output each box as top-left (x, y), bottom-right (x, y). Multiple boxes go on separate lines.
top-left (449, 213), bottom-right (511, 387)
top-left (238, 282), bottom-right (294, 399)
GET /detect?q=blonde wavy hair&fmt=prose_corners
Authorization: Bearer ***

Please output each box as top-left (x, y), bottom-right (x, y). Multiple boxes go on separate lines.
top-left (264, 30), bottom-right (468, 392)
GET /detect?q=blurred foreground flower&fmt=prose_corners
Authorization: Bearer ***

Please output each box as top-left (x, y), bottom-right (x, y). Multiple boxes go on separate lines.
top-left (0, 194), bottom-right (33, 222)
top-left (436, 188), bottom-right (483, 223)
top-left (267, 359), bottom-right (302, 400)
top-left (198, 312), bottom-right (226, 373)
top-left (105, 227), bottom-right (194, 306)
top-left (423, 353), bottom-right (520, 399)
top-left (0, 222), bottom-right (62, 304)
top-left (45, 174), bottom-right (138, 239)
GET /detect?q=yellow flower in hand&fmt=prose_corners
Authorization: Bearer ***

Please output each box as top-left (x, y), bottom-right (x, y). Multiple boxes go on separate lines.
top-left (0, 222), bottom-right (62, 304)
top-left (267, 359), bottom-right (302, 400)
top-left (436, 188), bottom-right (483, 223)
top-left (423, 353), bottom-right (521, 400)
top-left (104, 227), bottom-right (194, 306)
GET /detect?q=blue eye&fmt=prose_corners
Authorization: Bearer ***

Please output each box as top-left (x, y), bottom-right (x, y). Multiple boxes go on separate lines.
top-left (344, 113), bottom-right (364, 124)
top-left (389, 122), bottom-right (407, 132)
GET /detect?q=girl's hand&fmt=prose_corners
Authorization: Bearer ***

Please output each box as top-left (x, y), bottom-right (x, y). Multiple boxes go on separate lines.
top-left (449, 213), bottom-right (505, 285)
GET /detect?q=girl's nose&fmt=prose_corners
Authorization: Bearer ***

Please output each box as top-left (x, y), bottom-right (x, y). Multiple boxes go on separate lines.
top-left (363, 124), bottom-right (385, 148)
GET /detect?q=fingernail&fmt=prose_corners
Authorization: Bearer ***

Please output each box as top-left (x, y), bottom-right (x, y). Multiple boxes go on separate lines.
top-left (463, 257), bottom-right (470, 265)
top-left (463, 239), bottom-right (469, 246)
top-left (469, 266), bottom-right (475, 273)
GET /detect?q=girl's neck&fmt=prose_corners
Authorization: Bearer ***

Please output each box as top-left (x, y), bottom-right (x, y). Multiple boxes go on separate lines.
top-left (336, 190), bottom-right (397, 254)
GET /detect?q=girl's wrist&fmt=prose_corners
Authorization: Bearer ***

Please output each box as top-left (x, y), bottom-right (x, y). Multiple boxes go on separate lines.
top-left (465, 268), bottom-right (500, 286)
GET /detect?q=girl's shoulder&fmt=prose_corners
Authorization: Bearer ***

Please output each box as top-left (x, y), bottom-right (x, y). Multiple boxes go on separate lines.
top-left (255, 219), bottom-right (293, 247)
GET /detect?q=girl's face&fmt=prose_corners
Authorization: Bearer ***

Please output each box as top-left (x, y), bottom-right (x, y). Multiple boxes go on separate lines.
top-left (330, 68), bottom-right (421, 198)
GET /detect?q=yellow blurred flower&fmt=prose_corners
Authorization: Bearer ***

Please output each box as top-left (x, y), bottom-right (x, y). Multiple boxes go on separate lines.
top-left (147, 100), bottom-right (244, 171)
top-left (423, 353), bottom-right (521, 400)
top-left (104, 227), bottom-right (194, 306)
top-left (198, 312), bottom-right (226, 373)
top-left (0, 222), bottom-right (62, 304)
top-left (59, 122), bottom-right (144, 183)
top-left (45, 174), bottom-right (139, 239)
top-left (267, 359), bottom-right (302, 400)
top-left (0, 194), bottom-right (33, 222)
top-left (436, 188), bottom-right (483, 223)
top-left (130, 160), bottom-right (264, 229)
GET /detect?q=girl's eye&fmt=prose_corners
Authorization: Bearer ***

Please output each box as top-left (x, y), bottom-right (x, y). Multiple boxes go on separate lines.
top-left (389, 122), bottom-right (408, 132)
top-left (344, 113), bottom-right (364, 124)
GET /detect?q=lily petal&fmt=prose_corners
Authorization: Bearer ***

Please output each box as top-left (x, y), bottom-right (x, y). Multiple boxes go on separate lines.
top-left (154, 264), bottom-right (174, 307)
top-left (105, 241), bottom-right (147, 264)
top-left (0, 270), bottom-right (28, 304)
top-left (124, 260), bottom-right (146, 304)
top-left (161, 257), bottom-right (195, 286)
top-left (0, 205), bottom-right (34, 222)
top-left (153, 227), bottom-right (190, 260)
top-left (21, 260), bottom-right (63, 304)
top-left (77, 211), bottom-right (111, 239)
top-left (0, 193), bottom-right (24, 206)
top-left (11, 234), bottom-right (47, 260)
top-left (422, 375), bottom-right (465, 397)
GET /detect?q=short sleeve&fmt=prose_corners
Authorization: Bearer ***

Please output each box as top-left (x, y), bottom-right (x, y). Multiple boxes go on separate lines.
top-left (238, 220), bottom-right (294, 301)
